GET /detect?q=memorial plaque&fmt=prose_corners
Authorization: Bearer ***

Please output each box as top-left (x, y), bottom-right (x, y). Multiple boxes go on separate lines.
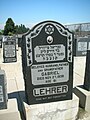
top-left (76, 37), bottom-right (90, 56)
top-left (3, 40), bottom-right (17, 63)
top-left (22, 21), bottom-right (74, 105)
top-left (0, 70), bottom-right (7, 109)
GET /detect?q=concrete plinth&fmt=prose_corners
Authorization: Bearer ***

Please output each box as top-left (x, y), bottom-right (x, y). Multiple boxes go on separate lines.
top-left (22, 94), bottom-right (79, 120)
top-left (0, 98), bottom-right (21, 120)
top-left (74, 86), bottom-right (90, 113)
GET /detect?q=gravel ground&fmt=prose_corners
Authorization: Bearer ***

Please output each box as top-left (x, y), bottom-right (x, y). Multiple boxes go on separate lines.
top-left (77, 108), bottom-right (90, 120)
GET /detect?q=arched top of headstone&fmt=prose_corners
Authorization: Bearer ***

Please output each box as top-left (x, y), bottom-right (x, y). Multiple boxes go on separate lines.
top-left (32, 20), bottom-right (72, 32)
top-left (26, 20), bottom-right (73, 37)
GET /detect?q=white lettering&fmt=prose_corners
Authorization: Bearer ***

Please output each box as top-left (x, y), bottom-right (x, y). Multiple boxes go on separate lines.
top-left (31, 62), bottom-right (69, 85)
top-left (33, 85), bottom-right (68, 97)
top-left (35, 44), bottom-right (65, 62)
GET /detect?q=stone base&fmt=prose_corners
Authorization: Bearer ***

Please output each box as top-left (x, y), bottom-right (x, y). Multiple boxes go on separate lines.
top-left (22, 94), bottom-right (79, 120)
top-left (74, 85), bottom-right (90, 113)
top-left (0, 98), bottom-right (21, 120)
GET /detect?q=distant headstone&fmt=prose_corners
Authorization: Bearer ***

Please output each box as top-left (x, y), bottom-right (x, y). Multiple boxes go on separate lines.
top-left (22, 21), bottom-right (74, 105)
top-left (0, 69), bottom-right (7, 109)
top-left (0, 36), bottom-right (2, 48)
top-left (84, 50), bottom-right (90, 91)
top-left (3, 39), bottom-right (17, 63)
top-left (11, 36), bottom-right (18, 44)
top-left (76, 37), bottom-right (90, 56)
top-left (18, 35), bottom-right (22, 47)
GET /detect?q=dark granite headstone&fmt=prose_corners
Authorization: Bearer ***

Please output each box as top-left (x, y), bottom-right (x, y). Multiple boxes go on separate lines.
top-left (22, 21), bottom-right (74, 105)
top-left (3, 39), bottom-right (17, 63)
top-left (0, 70), bottom-right (7, 109)
top-left (84, 50), bottom-right (90, 91)
top-left (0, 36), bottom-right (2, 48)
top-left (18, 35), bottom-right (22, 47)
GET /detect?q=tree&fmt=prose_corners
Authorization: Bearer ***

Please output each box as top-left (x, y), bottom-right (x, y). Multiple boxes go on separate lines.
top-left (3, 18), bottom-right (15, 35)
top-left (3, 18), bottom-right (29, 35)
top-left (15, 24), bottom-right (29, 34)
top-left (14, 25), bottom-right (19, 34)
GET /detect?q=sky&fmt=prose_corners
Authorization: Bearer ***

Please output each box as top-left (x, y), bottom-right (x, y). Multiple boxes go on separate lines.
top-left (0, 0), bottom-right (90, 29)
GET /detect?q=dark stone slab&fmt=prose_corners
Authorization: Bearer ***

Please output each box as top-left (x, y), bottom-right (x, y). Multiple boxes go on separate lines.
top-left (18, 35), bottom-right (22, 47)
top-left (0, 36), bottom-right (2, 48)
top-left (84, 50), bottom-right (90, 91)
top-left (22, 21), bottom-right (74, 105)
top-left (0, 70), bottom-right (7, 109)
top-left (3, 39), bottom-right (17, 63)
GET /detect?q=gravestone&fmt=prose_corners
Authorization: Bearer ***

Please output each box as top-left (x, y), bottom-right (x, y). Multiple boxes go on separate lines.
top-left (76, 37), bottom-right (90, 56)
top-left (3, 38), bottom-right (17, 63)
top-left (21, 36), bottom-right (27, 82)
top-left (0, 69), bottom-right (7, 109)
top-left (22, 21), bottom-right (74, 105)
top-left (18, 35), bottom-right (22, 47)
top-left (73, 49), bottom-right (90, 112)
top-left (84, 50), bottom-right (90, 91)
top-left (0, 36), bottom-right (2, 48)
top-left (11, 36), bottom-right (18, 44)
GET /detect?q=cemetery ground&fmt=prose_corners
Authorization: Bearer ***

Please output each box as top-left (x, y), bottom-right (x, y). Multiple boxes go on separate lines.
top-left (0, 48), bottom-right (90, 120)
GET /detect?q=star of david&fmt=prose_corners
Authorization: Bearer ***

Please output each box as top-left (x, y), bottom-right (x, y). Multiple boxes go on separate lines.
top-left (45, 25), bottom-right (54, 34)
